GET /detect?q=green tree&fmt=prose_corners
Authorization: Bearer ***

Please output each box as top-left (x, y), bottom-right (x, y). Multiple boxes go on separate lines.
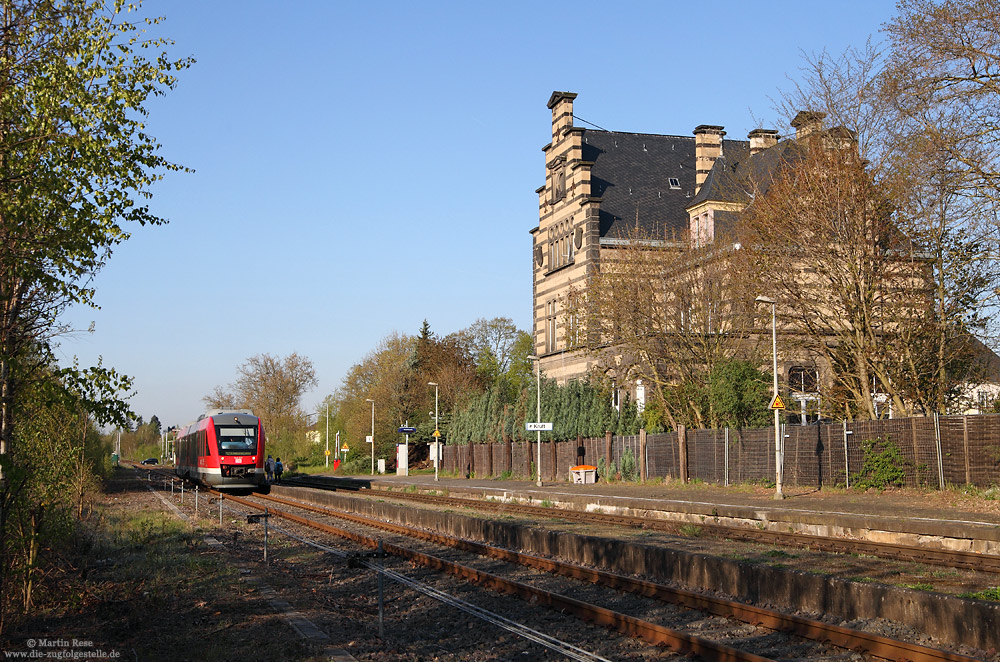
top-left (0, 0), bottom-right (186, 621)
top-left (708, 360), bottom-right (772, 430)
top-left (0, 0), bottom-right (191, 470)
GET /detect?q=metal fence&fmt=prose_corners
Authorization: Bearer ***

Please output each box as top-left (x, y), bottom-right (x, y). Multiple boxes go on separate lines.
top-left (440, 413), bottom-right (1000, 488)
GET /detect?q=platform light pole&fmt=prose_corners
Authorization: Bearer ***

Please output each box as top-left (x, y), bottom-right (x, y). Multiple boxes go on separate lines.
top-left (428, 382), bottom-right (440, 481)
top-left (527, 354), bottom-right (542, 487)
top-left (755, 295), bottom-right (783, 500)
top-left (365, 398), bottom-right (375, 476)
top-left (325, 403), bottom-right (330, 469)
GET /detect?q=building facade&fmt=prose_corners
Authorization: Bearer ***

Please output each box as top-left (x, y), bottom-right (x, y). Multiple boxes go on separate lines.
top-left (529, 92), bottom-right (848, 421)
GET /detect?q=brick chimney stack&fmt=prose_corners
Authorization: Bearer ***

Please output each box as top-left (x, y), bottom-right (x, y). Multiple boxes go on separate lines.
top-left (791, 111), bottom-right (826, 141)
top-left (748, 128), bottom-right (779, 155)
top-left (547, 91), bottom-right (577, 140)
top-left (694, 125), bottom-right (725, 194)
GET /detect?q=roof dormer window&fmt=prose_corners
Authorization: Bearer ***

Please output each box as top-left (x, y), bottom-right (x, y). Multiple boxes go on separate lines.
top-left (668, 177), bottom-right (681, 189)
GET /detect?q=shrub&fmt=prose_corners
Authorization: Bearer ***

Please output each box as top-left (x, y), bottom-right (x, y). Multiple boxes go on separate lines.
top-left (619, 448), bottom-right (637, 482)
top-left (852, 438), bottom-right (908, 490)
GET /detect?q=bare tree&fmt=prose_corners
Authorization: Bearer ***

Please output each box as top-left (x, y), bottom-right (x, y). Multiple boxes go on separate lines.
top-left (450, 317), bottom-right (523, 380)
top-left (733, 141), bottom-right (916, 419)
top-left (568, 224), bottom-right (758, 429)
top-left (204, 352), bottom-right (317, 449)
top-left (772, 12), bottom-right (1000, 414)
top-left (885, 0), bottom-right (1000, 201)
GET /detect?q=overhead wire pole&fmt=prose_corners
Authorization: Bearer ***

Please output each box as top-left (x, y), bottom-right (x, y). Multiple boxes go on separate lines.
top-left (756, 296), bottom-right (784, 500)
top-left (366, 398), bottom-right (375, 475)
top-left (527, 355), bottom-right (541, 487)
top-left (428, 382), bottom-right (439, 482)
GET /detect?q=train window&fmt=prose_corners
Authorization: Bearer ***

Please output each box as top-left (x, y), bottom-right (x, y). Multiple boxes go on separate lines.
top-left (216, 426), bottom-right (257, 455)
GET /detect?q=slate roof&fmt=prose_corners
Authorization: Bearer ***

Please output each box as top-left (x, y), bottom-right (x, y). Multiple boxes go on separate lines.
top-left (688, 139), bottom-right (804, 208)
top-left (581, 129), bottom-right (748, 239)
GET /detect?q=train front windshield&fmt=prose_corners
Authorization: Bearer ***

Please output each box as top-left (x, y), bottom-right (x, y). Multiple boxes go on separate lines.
top-left (216, 426), bottom-right (258, 455)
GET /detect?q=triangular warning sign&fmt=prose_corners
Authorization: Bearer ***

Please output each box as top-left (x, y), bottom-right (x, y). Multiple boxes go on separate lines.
top-left (769, 394), bottom-right (786, 410)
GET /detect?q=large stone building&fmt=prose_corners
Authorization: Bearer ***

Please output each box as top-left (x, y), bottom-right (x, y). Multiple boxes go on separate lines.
top-left (529, 91), bottom-right (838, 420)
top-left (531, 91), bottom-right (1000, 421)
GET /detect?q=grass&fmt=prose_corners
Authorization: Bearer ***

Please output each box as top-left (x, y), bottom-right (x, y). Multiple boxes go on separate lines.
top-left (678, 524), bottom-right (702, 537)
top-left (763, 549), bottom-right (795, 559)
top-left (848, 576), bottom-right (879, 584)
top-left (540, 499), bottom-right (555, 508)
top-left (7, 476), bottom-right (319, 661)
top-left (897, 582), bottom-right (935, 591)
top-left (959, 586), bottom-right (1000, 601)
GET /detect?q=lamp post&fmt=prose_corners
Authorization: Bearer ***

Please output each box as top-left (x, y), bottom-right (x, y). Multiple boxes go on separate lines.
top-left (755, 295), bottom-right (783, 500)
top-left (428, 382), bottom-right (439, 482)
top-left (527, 354), bottom-right (542, 487)
top-left (325, 403), bottom-right (329, 469)
top-left (365, 398), bottom-right (375, 476)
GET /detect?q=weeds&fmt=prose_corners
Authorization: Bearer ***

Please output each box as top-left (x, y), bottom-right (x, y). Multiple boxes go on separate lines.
top-left (852, 438), bottom-right (908, 490)
top-left (959, 586), bottom-right (1000, 601)
top-left (763, 549), bottom-right (794, 558)
top-left (678, 524), bottom-right (702, 537)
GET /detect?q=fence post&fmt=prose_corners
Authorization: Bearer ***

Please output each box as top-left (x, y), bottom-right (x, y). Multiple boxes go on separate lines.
top-left (963, 416), bottom-right (971, 485)
top-left (724, 427), bottom-right (730, 487)
top-left (526, 439), bottom-right (532, 478)
top-left (505, 436), bottom-right (513, 475)
top-left (550, 438), bottom-right (557, 481)
top-left (639, 428), bottom-right (647, 482)
top-left (843, 421), bottom-right (851, 489)
top-left (605, 430), bottom-right (612, 473)
top-left (487, 439), bottom-right (493, 478)
top-left (678, 425), bottom-right (688, 484)
top-left (934, 412), bottom-right (944, 489)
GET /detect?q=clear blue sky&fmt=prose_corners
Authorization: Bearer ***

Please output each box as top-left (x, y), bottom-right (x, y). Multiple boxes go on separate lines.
top-left (60, 0), bottom-right (898, 429)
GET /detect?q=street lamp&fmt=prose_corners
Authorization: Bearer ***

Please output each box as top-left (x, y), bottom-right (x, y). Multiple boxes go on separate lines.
top-left (325, 403), bottom-right (329, 469)
top-left (365, 398), bottom-right (375, 476)
top-left (428, 382), bottom-right (439, 482)
top-left (755, 295), bottom-right (783, 500)
top-left (527, 354), bottom-right (542, 487)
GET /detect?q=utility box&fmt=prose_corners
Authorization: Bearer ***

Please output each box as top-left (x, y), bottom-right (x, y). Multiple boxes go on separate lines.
top-left (396, 443), bottom-right (409, 476)
top-left (570, 465), bottom-right (597, 484)
top-left (377, 458), bottom-right (386, 474)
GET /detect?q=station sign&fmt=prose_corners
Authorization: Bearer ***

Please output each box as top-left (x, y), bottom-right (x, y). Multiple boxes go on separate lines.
top-left (398, 426), bottom-right (417, 434)
top-left (526, 422), bottom-right (553, 431)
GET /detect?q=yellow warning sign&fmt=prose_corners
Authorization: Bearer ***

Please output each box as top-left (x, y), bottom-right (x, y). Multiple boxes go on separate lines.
top-left (769, 394), bottom-right (786, 410)
top-left (432, 430), bottom-right (441, 438)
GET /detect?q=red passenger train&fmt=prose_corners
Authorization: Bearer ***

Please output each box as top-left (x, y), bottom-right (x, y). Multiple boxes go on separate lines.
top-left (175, 409), bottom-right (266, 490)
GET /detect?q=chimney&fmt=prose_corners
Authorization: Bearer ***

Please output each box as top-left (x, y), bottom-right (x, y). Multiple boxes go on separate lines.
top-left (547, 91), bottom-right (577, 140)
top-left (694, 125), bottom-right (725, 194)
top-left (791, 111), bottom-right (826, 141)
top-left (748, 128), bottom-right (779, 155)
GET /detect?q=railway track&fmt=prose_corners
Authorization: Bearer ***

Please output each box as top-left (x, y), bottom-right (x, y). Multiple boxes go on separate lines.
top-left (216, 487), bottom-right (984, 662)
top-left (283, 475), bottom-right (1000, 573)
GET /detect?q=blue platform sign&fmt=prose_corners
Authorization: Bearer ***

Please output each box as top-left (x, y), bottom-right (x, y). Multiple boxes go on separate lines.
top-left (397, 426), bottom-right (417, 434)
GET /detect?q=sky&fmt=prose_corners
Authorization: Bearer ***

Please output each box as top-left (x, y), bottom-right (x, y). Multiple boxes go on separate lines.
top-left (59, 0), bottom-right (899, 429)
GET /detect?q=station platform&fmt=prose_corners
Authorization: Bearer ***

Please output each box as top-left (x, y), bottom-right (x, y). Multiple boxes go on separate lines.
top-left (313, 472), bottom-right (1000, 553)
